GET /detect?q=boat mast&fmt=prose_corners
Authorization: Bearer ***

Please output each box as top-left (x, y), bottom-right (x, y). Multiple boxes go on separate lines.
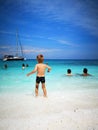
top-left (16, 30), bottom-right (24, 57)
top-left (16, 30), bottom-right (19, 57)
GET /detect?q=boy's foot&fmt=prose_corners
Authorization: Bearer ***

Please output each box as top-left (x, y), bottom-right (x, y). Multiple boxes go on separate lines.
top-left (43, 95), bottom-right (47, 98)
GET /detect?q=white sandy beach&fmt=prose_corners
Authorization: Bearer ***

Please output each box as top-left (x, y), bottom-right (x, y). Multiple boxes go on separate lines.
top-left (0, 90), bottom-right (98, 130)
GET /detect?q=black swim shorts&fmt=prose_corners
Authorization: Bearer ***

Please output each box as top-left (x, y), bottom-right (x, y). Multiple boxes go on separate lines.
top-left (36, 76), bottom-right (45, 84)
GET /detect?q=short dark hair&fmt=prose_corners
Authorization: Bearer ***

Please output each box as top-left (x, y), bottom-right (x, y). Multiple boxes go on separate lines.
top-left (37, 54), bottom-right (44, 63)
top-left (67, 69), bottom-right (71, 74)
top-left (83, 68), bottom-right (88, 73)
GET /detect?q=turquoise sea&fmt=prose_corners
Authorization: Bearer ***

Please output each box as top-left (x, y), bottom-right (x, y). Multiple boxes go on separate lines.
top-left (0, 59), bottom-right (98, 94)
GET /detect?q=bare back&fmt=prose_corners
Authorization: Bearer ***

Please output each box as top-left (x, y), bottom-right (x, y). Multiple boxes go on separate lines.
top-left (35, 63), bottom-right (50, 77)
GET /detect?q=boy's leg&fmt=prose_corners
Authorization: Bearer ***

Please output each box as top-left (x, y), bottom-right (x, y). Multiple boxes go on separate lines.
top-left (42, 83), bottom-right (47, 97)
top-left (35, 83), bottom-right (39, 97)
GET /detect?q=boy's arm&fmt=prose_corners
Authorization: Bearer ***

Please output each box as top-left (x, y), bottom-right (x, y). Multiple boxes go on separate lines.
top-left (46, 65), bottom-right (51, 72)
top-left (27, 65), bottom-right (37, 76)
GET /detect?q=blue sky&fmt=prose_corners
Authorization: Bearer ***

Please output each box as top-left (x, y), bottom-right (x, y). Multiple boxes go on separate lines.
top-left (0, 0), bottom-right (98, 59)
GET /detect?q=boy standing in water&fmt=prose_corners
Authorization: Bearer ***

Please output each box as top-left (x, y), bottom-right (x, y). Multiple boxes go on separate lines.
top-left (27, 54), bottom-right (51, 97)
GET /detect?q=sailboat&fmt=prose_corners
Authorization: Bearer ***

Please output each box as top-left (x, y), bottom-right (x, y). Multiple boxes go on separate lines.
top-left (3, 31), bottom-right (26, 61)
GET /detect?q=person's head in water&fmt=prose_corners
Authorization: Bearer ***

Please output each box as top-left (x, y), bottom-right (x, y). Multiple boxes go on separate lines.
top-left (83, 68), bottom-right (88, 74)
top-left (82, 68), bottom-right (91, 76)
top-left (26, 64), bottom-right (29, 67)
top-left (22, 63), bottom-right (25, 69)
top-left (67, 69), bottom-right (71, 74)
top-left (66, 69), bottom-right (72, 76)
top-left (37, 54), bottom-right (44, 63)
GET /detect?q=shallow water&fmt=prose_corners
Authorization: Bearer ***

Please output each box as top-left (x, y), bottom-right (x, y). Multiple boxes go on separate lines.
top-left (0, 59), bottom-right (98, 94)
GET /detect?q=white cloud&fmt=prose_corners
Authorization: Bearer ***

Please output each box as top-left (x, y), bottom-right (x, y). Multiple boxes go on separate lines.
top-left (21, 0), bottom-right (98, 36)
top-left (23, 47), bottom-right (61, 54)
top-left (0, 46), bottom-right (10, 49)
top-left (57, 40), bottom-right (72, 46)
top-left (0, 30), bottom-right (15, 35)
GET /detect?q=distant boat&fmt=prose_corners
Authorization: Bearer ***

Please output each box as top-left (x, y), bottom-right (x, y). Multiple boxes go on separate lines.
top-left (3, 31), bottom-right (26, 61)
top-left (3, 55), bottom-right (25, 61)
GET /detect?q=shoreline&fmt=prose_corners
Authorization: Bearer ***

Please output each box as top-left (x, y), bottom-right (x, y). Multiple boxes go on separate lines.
top-left (0, 90), bottom-right (98, 130)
